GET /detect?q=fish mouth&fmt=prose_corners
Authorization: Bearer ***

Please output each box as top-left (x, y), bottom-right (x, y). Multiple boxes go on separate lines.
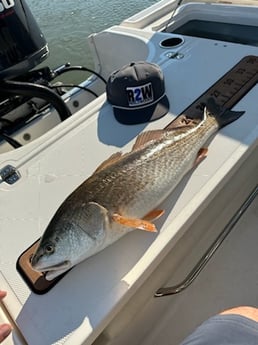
top-left (34, 260), bottom-right (72, 281)
top-left (32, 260), bottom-right (71, 273)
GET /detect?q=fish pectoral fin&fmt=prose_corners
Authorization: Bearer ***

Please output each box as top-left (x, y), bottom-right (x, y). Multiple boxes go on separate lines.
top-left (112, 213), bottom-right (157, 232)
top-left (193, 147), bottom-right (208, 167)
top-left (143, 209), bottom-right (165, 221)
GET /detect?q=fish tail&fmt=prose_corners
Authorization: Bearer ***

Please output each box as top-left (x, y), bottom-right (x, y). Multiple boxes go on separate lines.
top-left (205, 97), bottom-right (245, 128)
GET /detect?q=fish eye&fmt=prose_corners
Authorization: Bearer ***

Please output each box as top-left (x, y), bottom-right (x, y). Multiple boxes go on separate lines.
top-left (44, 243), bottom-right (55, 254)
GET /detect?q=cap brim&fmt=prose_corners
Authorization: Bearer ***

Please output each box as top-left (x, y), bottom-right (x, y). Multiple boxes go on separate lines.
top-left (113, 95), bottom-right (170, 125)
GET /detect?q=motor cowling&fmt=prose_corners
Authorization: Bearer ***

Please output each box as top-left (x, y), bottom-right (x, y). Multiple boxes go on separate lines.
top-left (0, 0), bottom-right (49, 79)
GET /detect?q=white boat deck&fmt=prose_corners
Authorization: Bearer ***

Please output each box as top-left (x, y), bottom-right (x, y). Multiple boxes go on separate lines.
top-left (142, 192), bottom-right (258, 345)
top-left (94, 189), bottom-right (258, 345)
top-left (0, 3), bottom-right (258, 344)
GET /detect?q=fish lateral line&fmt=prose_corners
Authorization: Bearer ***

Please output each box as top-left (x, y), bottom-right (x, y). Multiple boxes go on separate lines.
top-left (93, 109), bottom-right (208, 176)
top-left (133, 111), bottom-right (207, 151)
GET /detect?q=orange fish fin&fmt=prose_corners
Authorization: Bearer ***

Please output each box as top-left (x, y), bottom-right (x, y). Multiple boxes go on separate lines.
top-left (112, 213), bottom-right (157, 232)
top-left (193, 147), bottom-right (208, 167)
top-left (143, 209), bottom-right (165, 221)
top-left (132, 130), bottom-right (165, 150)
top-left (94, 152), bottom-right (123, 173)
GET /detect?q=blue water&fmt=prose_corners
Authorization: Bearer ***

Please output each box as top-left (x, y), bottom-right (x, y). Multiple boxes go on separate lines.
top-left (26, 0), bottom-right (159, 72)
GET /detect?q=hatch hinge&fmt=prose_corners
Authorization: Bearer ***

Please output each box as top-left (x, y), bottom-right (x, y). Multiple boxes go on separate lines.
top-left (0, 165), bottom-right (21, 185)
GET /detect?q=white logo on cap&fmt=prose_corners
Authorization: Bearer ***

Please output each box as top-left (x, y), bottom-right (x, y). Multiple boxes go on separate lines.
top-left (126, 82), bottom-right (154, 107)
top-left (0, 0), bottom-right (15, 12)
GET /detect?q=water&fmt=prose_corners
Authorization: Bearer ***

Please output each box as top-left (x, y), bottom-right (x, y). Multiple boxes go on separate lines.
top-left (26, 0), bottom-right (159, 78)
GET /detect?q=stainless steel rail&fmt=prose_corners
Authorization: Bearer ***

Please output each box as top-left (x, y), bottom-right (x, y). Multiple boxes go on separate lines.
top-left (155, 185), bottom-right (258, 297)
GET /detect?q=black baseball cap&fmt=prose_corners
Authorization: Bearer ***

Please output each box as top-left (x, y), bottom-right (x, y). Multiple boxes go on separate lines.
top-left (106, 61), bottom-right (170, 125)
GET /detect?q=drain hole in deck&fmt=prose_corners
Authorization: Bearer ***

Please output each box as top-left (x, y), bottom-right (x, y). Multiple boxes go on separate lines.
top-left (160, 37), bottom-right (184, 48)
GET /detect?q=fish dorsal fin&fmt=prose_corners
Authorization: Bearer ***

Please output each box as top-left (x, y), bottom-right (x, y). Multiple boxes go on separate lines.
top-left (132, 130), bottom-right (165, 151)
top-left (94, 152), bottom-right (123, 173)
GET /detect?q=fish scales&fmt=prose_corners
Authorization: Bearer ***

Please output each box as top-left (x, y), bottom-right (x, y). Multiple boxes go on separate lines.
top-left (76, 114), bottom-right (218, 218)
top-left (31, 99), bottom-right (245, 280)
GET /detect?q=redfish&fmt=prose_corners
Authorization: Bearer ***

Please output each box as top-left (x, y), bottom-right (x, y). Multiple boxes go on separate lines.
top-left (31, 99), bottom-right (244, 280)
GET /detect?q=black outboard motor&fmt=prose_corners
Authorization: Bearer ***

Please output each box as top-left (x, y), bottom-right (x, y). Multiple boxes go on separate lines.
top-left (0, 0), bottom-right (71, 141)
top-left (0, 0), bottom-right (49, 79)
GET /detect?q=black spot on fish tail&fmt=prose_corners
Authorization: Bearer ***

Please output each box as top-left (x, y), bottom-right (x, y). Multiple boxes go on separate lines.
top-left (205, 97), bottom-right (245, 128)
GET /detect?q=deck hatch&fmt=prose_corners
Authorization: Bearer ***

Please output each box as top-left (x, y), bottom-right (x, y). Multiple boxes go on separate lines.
top-left (172, 20), bottom-right (258, 46)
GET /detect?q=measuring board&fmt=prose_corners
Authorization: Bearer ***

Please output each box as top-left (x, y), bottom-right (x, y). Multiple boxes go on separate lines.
top-left (167, 55), bottom-right (258, 129)
top-left (16, 55), bottom-right (258, 294)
